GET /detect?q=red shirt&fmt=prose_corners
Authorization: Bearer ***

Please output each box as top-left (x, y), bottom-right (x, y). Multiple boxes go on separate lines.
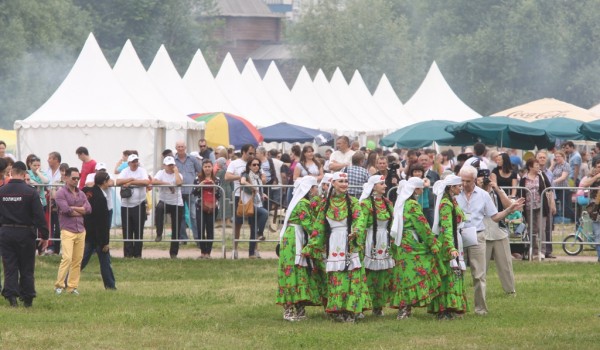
top-left (79, 160), bottom-right (96, 189)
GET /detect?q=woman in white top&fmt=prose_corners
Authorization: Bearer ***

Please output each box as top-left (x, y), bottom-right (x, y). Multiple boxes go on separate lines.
top-left (293, 145), bottom-right (324, 182)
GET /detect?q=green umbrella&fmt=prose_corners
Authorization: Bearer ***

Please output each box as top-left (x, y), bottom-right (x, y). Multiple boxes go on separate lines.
top-left (531, 117), bottom-right (585, 141)
top-left (579, 120), bottom-right (600, 140)
top-left (380, 120), bottom-right (476, 148)
top-left (445, 116), bottom-right (553, 149)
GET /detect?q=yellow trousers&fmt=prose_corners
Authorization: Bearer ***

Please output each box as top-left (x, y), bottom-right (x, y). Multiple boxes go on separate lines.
top-left (54, 229), bottom-right (86, 291)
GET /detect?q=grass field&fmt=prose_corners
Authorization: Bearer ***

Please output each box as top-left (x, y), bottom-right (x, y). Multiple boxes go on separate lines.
top-left (0, 256), bottom-right (599, 349)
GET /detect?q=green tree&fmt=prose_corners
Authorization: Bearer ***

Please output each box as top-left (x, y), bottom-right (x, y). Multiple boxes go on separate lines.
top-left (288, 0), bottom-right (425, 98)
top-left (0, 0), bottom-right (91, 128)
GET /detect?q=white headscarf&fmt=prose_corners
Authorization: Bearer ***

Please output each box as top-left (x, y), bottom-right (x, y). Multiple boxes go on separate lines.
top-left (359, 175), bottom-right (386, 201)
top-left (390, 177), bottom-right (424, 245)
top-left (326, 172), bottom-right (348, 197)
top-left (318, 173), bottom-right (334, 195)
top-left (279, 176), bottom-right (318, 239)
top-left (431, 174), bottom-right (462, 235)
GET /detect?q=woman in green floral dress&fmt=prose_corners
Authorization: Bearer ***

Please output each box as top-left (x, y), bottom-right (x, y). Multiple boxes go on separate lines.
top-left (359, 175), bottom-right (395, 316)
top-left (389, 177), bottom-right (442, 320)
top-left (302, 172), bottom-right (372, 323)
top-left (428, 174), bottom-right (468, 319)
top-left (276, 176), bottom-right (321, 321)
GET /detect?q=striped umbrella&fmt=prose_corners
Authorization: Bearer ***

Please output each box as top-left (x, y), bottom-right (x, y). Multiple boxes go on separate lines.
top-left (188, 112), bottom-right (263, 149)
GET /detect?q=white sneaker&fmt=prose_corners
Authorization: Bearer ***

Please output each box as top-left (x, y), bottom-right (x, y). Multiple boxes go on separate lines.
top-left (55, 288), bottom-right (63, 295)
top-left (232, 250), bottom-right (238, 260)
top-left (70, 289), bottom-right (80, 296)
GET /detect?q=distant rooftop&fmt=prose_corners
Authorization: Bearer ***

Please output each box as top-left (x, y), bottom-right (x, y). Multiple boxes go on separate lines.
top-left (217, 0), bottom-right (283, 18)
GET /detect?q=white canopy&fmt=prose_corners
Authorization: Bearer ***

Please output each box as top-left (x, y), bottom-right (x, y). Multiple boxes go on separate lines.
top-left (14, 33), bottom-right (178, 174)
top-left (404, 61), bottom-right (481, 124)
top-left (373, 74), bottom-right (413, 128)
top-left (113, 40), bottom-right (201, 150)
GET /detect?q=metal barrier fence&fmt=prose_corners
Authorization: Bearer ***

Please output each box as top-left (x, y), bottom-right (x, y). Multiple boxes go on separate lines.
top-left (29, 182), bottom-right (598, 260)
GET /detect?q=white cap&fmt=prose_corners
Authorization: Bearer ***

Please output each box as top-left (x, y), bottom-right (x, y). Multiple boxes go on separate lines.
top-left (190, 151), bottom-right (202, 159)
top-left (95, 162), bottom-right (107, 171)
top-left (127, 154), bottom-right (139, 162)
top-left (163, 156), bottom-right (176, 166)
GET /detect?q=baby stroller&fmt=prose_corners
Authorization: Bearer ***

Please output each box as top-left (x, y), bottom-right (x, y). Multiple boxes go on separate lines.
top-left (506, 214), bottom-right (530, 260)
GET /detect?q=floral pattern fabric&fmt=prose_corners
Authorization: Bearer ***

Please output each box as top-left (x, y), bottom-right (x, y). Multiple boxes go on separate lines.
top-left (389, 199), bottom-right (441, 309)
top-left (428, 195), bottom-right (469, 314)
top-left (276, 198), bottom-right (321, 306)
top-left (302, 193), bottom-right (372, 314)
top-left (360, 196), bottom-right (394, 309)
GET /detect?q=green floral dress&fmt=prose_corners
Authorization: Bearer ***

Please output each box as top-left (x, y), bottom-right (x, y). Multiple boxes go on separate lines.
top-left (360, 196), bottom-right (395, 309)
top-left (428, 195), bottom-right (469, 314)
top-left (302, 193), bottom-right (372, 314)
top-left (389, 199), bottom-right (442, 309)
top-left (276, 198), bottom-right (321, 306)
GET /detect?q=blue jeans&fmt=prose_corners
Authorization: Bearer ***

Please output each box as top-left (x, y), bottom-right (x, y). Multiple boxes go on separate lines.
top-left (81, 241), bottom-right (116, 289)
top-left (234, 203), bottom-right (268, 256)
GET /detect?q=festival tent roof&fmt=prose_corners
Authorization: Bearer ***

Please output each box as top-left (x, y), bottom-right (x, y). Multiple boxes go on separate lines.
top-left (112, 40), bottom-right (202, 148)
top-left (404, 61), bottom-right (481, 123)
top-left (312, 69), bottom-right (375, 133)
top-left (182, 49), bottom-right (237, 114)
top-left (494, 98), bottom-right (597, 122)
top-left (240, 59), bottom-right (299, 125)
top-left (215, 53), bottom-right (277, 127)
top-left (590, 103), bottom-right (600, 117)
top-left (14, 33), bottom-right (170, 174)
top-left (262, 61), bottom-right (317, 129)
top-left (373, 74), bottom-right (413, 127)
top-left (290, 67), bottom-right (351, 134)
top-left (147, 45), bottom-right (207, 117)
top-left (348, 70), bottom-right (403, 131)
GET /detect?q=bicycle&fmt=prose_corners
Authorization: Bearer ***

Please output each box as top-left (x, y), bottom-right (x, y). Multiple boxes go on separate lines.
top-left (562, 211), bottom-right (597, 255)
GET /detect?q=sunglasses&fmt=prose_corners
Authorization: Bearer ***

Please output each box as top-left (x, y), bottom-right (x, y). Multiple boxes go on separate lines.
top-left (251, 163), bottom-right (260, 166)
top-left (71, 177), bottom-right (80, 181)
top-left (199, 145), bottom-right (207, 148)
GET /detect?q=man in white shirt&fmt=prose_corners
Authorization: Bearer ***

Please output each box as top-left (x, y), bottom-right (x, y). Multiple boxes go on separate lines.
top-left (116, 154), bottom-right (150, 258)
top-left (328, 136), bottom-right (355, 172)
top-left (225, 144), bottom-right (256, 258)
top-left (456, 165), bottom-right (524, 315)
top-left (152, 156), bottom-right (183, 258)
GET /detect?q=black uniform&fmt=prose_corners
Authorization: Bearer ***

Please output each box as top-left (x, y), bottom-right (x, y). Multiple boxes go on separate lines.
top-left (0, 179), bottom-right (49, 302)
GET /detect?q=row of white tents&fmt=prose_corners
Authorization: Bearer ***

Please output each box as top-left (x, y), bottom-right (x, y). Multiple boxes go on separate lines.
top-left (16, 33), bottom-right (482, 173)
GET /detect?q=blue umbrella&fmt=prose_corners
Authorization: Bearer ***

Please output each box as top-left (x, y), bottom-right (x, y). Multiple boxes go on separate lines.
top-left (380, 120), bottom-right (476, 148)
top-left (259, 122), bottom-right (333, 144)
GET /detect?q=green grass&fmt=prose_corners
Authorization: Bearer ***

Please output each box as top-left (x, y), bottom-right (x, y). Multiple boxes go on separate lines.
top-left (1, 257), bottom-right (599, 349)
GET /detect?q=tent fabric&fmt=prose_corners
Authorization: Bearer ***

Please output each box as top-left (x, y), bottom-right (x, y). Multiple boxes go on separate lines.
top-left (590, 103), bottom-right (600, 117)
top-left (380, 120), bottom-right (475, 148)
top-left (372, 74), bottom-right (413, 128)
top-left (404, 61), bottom-right (481, 124)
top-left (259, 122), bottom-right (333, 143)
top-left (14, 33), bottom-right (170, 174)
top-left (530, 117), bottom-right (585, 141)
top-left (495, 98), bottom-right (596, 122)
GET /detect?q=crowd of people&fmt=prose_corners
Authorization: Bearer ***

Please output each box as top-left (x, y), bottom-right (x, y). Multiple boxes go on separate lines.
top-left (0, 135), bottom-right (598, 313)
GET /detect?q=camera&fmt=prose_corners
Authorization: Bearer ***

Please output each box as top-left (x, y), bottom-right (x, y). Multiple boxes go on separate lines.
top-left (478, 169), bottom-right (491, 186)
top-left (388, 163), bottom-right (400, 172)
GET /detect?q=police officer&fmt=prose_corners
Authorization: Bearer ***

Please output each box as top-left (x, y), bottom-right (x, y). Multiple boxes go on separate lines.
top-left (0, 161), bottom-right (49, 307)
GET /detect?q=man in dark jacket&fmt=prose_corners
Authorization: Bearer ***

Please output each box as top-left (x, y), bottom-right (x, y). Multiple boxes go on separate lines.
top-left (0, 161), bottom-right (49, 307)
top-left (81, 172), bottom-right (116, 290)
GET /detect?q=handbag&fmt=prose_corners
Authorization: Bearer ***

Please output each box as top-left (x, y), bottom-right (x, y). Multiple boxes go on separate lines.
top-left (120, 187), bottom-right (133, 199)
top-left (236, 197), bottom-right (254, 217)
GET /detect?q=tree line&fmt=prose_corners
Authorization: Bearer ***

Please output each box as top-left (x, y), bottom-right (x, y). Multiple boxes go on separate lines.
top-left (2, 0), bottom-right (600, 128)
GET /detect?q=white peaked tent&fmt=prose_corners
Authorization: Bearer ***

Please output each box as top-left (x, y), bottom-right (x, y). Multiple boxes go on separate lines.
top-left (404, 61), bottom-right (481, 124)
top-left (373, 74), bottom-right (412, 127)
top-left (262, 62), bottom-right (317, 128)
top-left (15, 33), bottom-right (174, 174)
top-left (113, 40), bottom-right (201, 151)
top-left (589, 103), bottom-right (600, 117)
top-left (183, 49), bottom-right (237, 114)
top-left (215, 53), bottom-right (276, 127)
top-left (373, 74), bottom-right (413, 128)
top-left (147, 45), bottom-right (206, 118)
top-left (313, 69), bottom-right (374, 133)
top-left (291, 67), bottom-right (356, 134)
top-left (347, 70), bottom-right (402, 131)
top-left (240, 59), bottom-right (297, 125)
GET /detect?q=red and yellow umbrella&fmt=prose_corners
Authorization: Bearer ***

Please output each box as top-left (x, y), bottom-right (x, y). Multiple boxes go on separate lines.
top-left (189, 112), bottom-right (263, 149)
